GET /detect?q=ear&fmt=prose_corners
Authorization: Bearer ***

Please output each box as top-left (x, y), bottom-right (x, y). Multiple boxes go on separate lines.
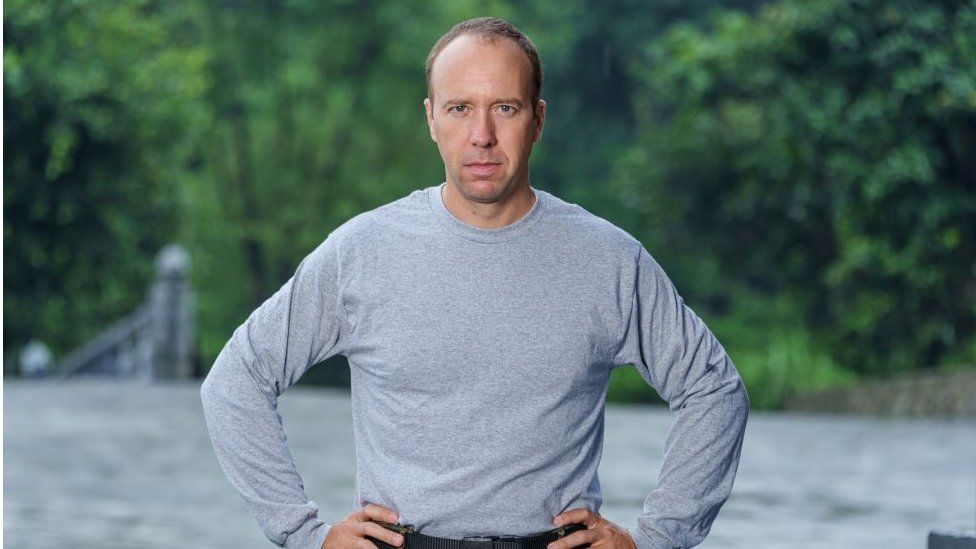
top-left (532, 99), bottom-right (546, 143)
top-left (424, 97), bottom-right (437, 143)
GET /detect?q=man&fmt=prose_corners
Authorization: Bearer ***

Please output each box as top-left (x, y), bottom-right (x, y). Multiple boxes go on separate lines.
top-left (201, 16), bottom-right (748, 549)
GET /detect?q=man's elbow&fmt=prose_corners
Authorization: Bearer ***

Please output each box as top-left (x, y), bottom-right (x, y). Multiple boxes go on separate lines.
top-left (199, 364), bottom-right (220, 418)
top-left (710, 373), bottom-right (750, 426)
top-left (200, 354), bottom-right (232, 418)
top-left (733, 375), bottom-right (749, 424)
top-left (717, 354), bottom-right (750, 421)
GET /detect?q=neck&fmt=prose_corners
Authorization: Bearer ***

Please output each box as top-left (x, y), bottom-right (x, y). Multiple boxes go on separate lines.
top-left (441, 181), bottom-right (537, 229)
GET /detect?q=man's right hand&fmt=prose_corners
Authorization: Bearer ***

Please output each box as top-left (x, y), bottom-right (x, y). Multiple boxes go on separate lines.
top-left (322, 504), bottom-right (405, 549)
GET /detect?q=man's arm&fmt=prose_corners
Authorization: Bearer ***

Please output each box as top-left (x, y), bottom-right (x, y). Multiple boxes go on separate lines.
top-left (611, 245), bottom-right (749, 549)
top-left (200, 234), bottom-right (348, 549)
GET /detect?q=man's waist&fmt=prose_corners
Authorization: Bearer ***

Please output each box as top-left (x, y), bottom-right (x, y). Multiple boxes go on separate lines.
top-left (369, 521), bottom-right (589, 549)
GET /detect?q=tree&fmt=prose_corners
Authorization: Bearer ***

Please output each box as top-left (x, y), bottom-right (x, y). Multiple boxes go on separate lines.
top-left (617, 0), bottom-right (976, 379)
top-left (3, 0), bottom-right (208, 370)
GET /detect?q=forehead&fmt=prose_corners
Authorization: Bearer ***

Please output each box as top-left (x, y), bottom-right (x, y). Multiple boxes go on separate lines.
top-left (429, 34), bottom-right (533, 100)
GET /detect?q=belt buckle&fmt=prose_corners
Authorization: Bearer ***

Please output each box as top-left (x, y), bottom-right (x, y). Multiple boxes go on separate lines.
top-left (461, 535), bottom-right (498, 549)
top-left (374, 520), bottom-right (416, 535)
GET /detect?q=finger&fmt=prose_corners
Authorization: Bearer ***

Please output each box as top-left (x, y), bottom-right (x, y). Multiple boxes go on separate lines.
top-left (552, 508), bottom-right (597, 527)
top-left (547, 529), bottom-right (599, 549)
top-left (354, 537), bottom-right (381, 549)
top-left (326, 521), bottom-right (376, 549)
top-left (355, 504), bottom-right (399, 524)
top-left (362, 503), bottom-right (399, 523)
top-left (358, 521), bottom-right (406, 547)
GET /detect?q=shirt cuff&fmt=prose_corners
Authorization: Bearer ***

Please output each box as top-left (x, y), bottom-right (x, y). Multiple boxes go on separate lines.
top-left (629, 526), bottom-right (683, 549)
top-left (283, 518), bottom-right (330, 549)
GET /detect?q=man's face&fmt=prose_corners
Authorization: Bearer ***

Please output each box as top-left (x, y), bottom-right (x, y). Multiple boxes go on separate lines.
top-left (424, 34), bottom-right (545, 204)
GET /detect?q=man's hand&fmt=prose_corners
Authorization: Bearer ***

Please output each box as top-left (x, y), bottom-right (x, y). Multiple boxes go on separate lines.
top-left (547, 509), bottom-right (638, 549)
top-left (322, 504), bottom-right (405, 549)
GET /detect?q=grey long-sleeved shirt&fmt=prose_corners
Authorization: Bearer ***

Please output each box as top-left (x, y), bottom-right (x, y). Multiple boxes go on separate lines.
top-left (201, 183), bottom-right (748, 549)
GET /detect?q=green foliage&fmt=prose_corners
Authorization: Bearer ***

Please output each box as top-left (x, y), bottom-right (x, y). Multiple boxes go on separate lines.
top-left (7, 0), bottom-right (973, 408)
top-left (708, 289), bottom-right (858, 409)
top-left (609, 288), bottom-right (858, 409)
top-left (513, 0), bottom-right (766, 217)
top-left (607, 366), bottom-right (666, 404)
top-left (3, 0), bottom-right (208, 370)
top-left (184, 0), bottom-right (513, 364)
top-left (617, 0), bottom-right (976, 377)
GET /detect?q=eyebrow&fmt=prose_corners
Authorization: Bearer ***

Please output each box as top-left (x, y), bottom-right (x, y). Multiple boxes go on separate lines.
top-left (441, 97), bottom-right (526, 108)
top-left (495, 98), bottom-right (525, 108)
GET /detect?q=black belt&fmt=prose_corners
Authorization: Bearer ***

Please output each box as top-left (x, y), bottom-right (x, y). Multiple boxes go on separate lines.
top-left (368, 521), bottom-right (589, 549)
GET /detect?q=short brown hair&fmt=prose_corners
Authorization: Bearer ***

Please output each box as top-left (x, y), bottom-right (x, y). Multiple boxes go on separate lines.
top-left (425, 17), bottom-right (543, 107)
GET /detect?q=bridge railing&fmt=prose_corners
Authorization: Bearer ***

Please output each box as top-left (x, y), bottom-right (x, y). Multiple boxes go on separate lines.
top-left (57, 305), bottom-right (154, 378)
top-left (54, 244), bottom-right (195, 381)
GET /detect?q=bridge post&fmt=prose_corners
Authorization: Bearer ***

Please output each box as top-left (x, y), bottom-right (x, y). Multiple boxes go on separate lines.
top-left (150, 244), bottom-right (194, 380)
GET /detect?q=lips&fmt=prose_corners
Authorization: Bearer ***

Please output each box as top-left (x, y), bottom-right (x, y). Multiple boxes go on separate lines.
top-left (464, 162), bottom-right (502, 177)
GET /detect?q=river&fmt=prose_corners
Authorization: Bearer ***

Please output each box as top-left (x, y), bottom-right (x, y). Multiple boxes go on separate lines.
top-left (4, 379), bottom-right (974, 548)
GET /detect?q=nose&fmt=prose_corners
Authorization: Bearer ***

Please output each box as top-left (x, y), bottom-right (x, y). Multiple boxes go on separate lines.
top-left (469, 110), bottom-right (496, 148)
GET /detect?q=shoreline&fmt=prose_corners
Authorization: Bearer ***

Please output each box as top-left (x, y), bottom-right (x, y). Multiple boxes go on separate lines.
top-left (785, 367), bottom-right (976, 418)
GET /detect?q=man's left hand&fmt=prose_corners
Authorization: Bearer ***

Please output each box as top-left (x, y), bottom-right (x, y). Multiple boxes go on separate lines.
top-left (547, 509), bottom-right (638, 549)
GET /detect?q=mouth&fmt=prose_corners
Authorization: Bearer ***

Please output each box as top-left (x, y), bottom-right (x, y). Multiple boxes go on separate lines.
top-left (464, 162), bottom-right (502, 177)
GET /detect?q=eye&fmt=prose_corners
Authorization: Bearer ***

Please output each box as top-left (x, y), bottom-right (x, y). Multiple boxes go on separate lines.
top-left (449, 104), bottom-right (467, 114)
top-left (497, 104), bottom-right (516, 115)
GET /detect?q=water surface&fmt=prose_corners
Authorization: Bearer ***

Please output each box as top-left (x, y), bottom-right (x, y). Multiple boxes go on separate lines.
top-left (4, 380), bottom-right (974, 548)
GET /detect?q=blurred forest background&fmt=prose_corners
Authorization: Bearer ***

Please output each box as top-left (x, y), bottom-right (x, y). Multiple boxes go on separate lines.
top-left (5, 0), bottom-right (975, 409)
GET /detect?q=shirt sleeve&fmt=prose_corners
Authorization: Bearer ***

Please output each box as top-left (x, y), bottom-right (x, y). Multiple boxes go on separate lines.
top-left (612, 245), bottom-right (749, 549)
top-left (200, 234), bottom-right (349, 549)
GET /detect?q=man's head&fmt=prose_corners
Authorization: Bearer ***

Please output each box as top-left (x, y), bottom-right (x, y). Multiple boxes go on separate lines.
top-left (424, 17), bottom-right (546, 205)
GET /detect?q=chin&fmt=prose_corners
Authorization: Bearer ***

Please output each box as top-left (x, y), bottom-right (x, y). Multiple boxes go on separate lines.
top-left (458, 179), bottom-right (510, 203)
